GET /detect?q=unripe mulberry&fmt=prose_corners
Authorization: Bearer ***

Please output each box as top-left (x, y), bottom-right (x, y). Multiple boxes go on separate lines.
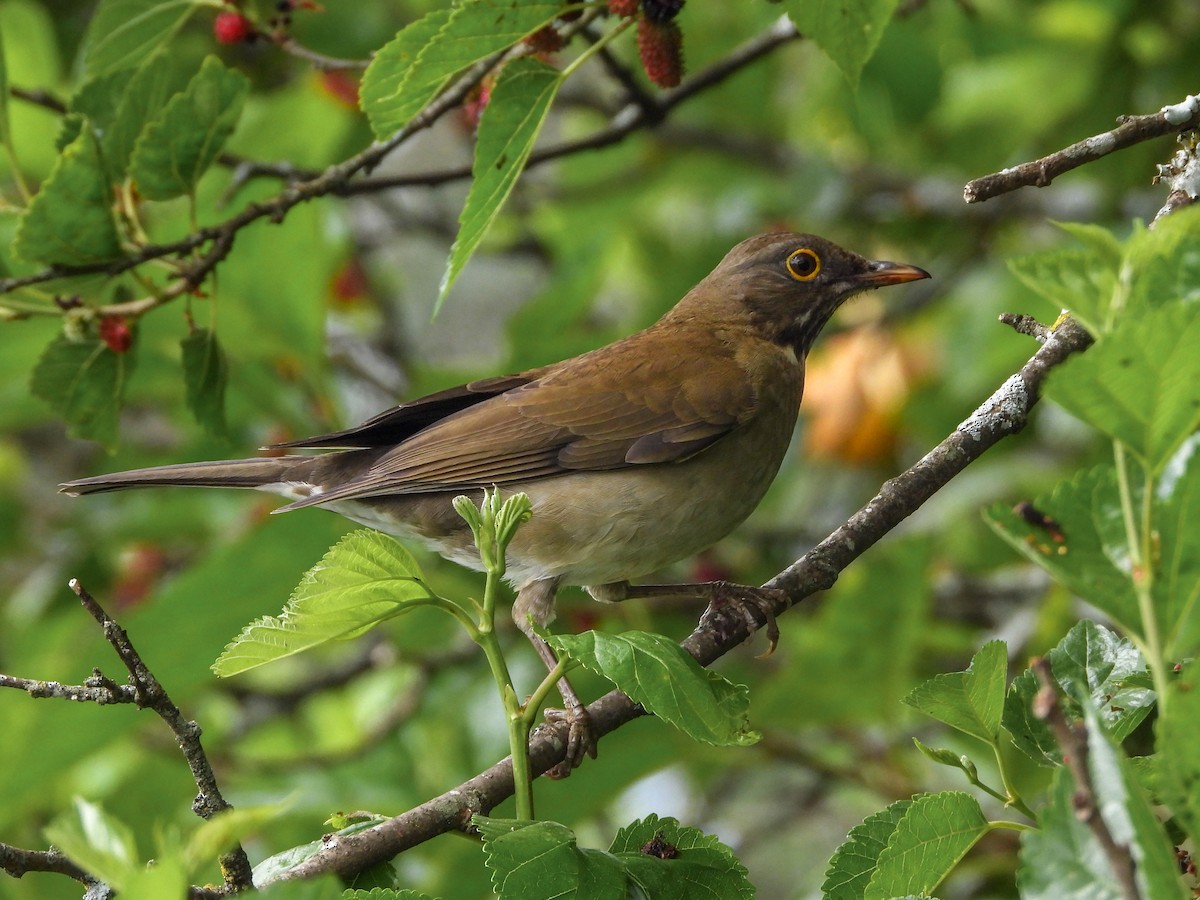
top-left (636, 17), bottom-right (684, 88)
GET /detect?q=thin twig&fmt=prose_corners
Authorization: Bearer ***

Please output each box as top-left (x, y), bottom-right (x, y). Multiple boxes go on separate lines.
top-left (999, 312), bottom-right (1051, 343)
top-left (964, 93), bottom-right (1200, 203)
top-left (263, 315), bottom-right (1095, 885)
top-left (1031, 658), bottom-right (1141, 900)
top-left (68, 580), bottom-right (255, 893)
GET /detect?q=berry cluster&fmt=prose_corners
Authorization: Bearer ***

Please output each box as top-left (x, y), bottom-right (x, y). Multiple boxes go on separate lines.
top-left (609, 0), bottom-right (685, 89)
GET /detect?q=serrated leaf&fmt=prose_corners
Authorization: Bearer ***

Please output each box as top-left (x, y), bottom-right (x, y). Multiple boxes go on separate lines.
top-left (1046, 303), bottom-right (1200, 474)
top-left (903, 639), bottom-right (1007, 743)
top-left (475, 815), bottom-right (752, 900)
top-left (14, 128), bottom-right (121, 265)
top-left (780, 0), bottom-right (900, 88)
top-left (99, 49), bottom-right (192, 179)
top-left (82, 0), bottom-right (195, 78)
top-left (361, 1), bottom-right (562, 139)
top-left (43, 798), bottom-right (138, 891)
top-left (1007, 246), bottom-right (1116, 336)
top-left (1157, 660), bottom-right (1200, 844)
top-left (1124, 205), bottom-right (1200, 313)
top-left (1002, 621), bottom-right (1155, 767)
top-left (822, 800), bottom-right (912, 900)
top-left (181, 328), bottom-right (228, 437)
top-left (30, 333), bottom-right (135, 449)
top-left (863, 792), bottom-right (988, 900)
top-left (213, 530), bottom-right (437, 676)
top-left (439, 58), bottom-right (562, 309)
top-left (343, 890), bottom-right (437, 900)
top-left (546, 630), bottom-right (759, 747)
top-left (985, 466), bottom-right (1138, 632)
top-left (130, 56), bottom-right (249, 200)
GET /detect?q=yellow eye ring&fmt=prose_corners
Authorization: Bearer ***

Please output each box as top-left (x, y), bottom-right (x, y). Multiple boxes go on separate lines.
top-left (786, 248), bottom-right (821, 281)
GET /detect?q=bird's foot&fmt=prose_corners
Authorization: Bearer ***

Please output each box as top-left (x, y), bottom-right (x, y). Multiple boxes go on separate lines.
top-left (541, 703), bottom-right (597, 779)
top-left (697, 582), bottom-right (784, 657)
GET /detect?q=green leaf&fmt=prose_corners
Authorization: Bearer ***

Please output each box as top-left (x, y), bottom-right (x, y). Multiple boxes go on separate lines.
top-left (780, 0), bottom-right (901, 88)
top-left (181, 328), bottom-right (229, 438)
top-left (1045, 303), bottom-right (1200, 474)
top-left (912, 737), bottom-right (978, 780)
top-left (1123, 205), bottom-right (1200, 313)
top-left (43, 798), bottom-right (138, 891)
top-left (99, 49), bottom-right (193, 180)
top-left (1154, 436), bottom-right (1200, 657)
top-left (1017, 768), bottom-right (1123, 900)
top-left (1002, 621), bottom-right (1155, 767)
top-left (360, 1), bottom-right (562, 139)
top-left (546, 630), bottom-right (760, 747)
top-left (1007, 246), bottom-right (1116, 336)
top-left (82, 0), bottom-right (195, 78)
top-left (30, 333), bottom-right (136, 449)
top-left (439, 58), bottom-right (562, 309)
top-left (985, 467), bottom-right (1138, 633)
top-left (1078, 700), bottom-right (1186, 898)
top-left (475, 815), bottom-right (752, 900)
top-left (213, 530), bottom-right (437, 676)
top-left (822, 800), bottom-right (911, 900)
top-left (903, 639), bottom-right (1007, 743)
top-left (1157, 660), bottom-right (1200, 843)
top-left (14, 128), bottom-right (121, 265)
top-left (343, 890), bottom-right (437, 900)
top-left (185, 804), bottom-right (288, 874)
top-left (130, 55), bottom-right (249, 200)
top-left (864, 792), bottom-right (989, 899)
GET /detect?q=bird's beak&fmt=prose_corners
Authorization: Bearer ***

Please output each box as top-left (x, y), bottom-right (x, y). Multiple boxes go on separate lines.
top-left (857, 260), bottom-right (931, 286)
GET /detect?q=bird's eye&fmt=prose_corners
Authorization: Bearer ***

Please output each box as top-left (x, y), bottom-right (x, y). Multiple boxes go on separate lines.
top-left (786, 248), bottom-right (821, 281)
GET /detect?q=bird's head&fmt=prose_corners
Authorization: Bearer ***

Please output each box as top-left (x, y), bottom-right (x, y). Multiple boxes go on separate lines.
top-left (685, 232), bottom-right (930, 357)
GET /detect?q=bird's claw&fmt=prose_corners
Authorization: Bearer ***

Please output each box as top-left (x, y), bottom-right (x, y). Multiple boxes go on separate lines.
top-left (699, 582), bottom-right (784, 657)
top-left (542, 705), bottom-right (597, 778)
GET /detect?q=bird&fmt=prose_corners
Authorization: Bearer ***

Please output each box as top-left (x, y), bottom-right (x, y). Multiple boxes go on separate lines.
top-left (61, 232), bottom-right (929, 769)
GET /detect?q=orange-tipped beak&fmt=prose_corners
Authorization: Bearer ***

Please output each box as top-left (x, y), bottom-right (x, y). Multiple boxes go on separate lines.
top-left (858, 260), bottom-right (931, 286)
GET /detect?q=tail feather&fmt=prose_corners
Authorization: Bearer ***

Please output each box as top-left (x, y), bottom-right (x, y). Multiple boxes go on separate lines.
top-left (59, 457), bottom-right (316, 497)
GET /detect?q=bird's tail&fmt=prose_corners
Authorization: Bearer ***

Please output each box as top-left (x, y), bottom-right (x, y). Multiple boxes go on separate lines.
top-left (59, 456), bottom-right (316, 497)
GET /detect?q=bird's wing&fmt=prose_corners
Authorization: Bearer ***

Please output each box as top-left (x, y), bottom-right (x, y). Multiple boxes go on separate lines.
top-left (270, 372), bottom-right (547, 449)
top-left (286, 332), bottom-right (761, 506)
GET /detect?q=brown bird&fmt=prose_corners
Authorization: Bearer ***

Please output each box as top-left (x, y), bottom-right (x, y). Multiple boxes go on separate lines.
top-left (61, 232), bottom-right (928, 767)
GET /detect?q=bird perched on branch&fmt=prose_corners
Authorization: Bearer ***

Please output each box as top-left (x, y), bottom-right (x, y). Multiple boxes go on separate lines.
top-left (62, 232), bottom-right (929, 769)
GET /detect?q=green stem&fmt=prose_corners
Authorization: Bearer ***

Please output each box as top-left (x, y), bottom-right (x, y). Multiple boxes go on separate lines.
top-left (987, 819), bottom-right (1035, 834)
top-left (473, 563), bottom-right (535, 820)
top-left (1113, 442), bottom-right (1169, 711)
top-left (559, 15), bottom-right (633, 81)
top-left (521, 657), bottom-right (569, 731)
top-left (989, 745), bottom-right (1038, 823)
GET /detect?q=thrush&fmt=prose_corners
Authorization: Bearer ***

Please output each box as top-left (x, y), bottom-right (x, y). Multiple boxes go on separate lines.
top-left (61, 232), bottom-right (929, 768)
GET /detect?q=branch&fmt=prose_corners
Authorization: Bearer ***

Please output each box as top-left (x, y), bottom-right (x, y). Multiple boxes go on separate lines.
top-left (1031, 658), bottom-right (1141, 900)
top-left (963, 92), bottom-right (1200, 203)
top-left (265, 314), bottom-right (1095, 885)
top-left (0, 842), bottom-right (93, 885)
top-left (68, 580), bottom-right (255, 893)
top-left (0, 13), bottom-right (799, 299)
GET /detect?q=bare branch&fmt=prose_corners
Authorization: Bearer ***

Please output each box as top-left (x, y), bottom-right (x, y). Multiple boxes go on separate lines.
top-left (963, 93), bottom-right (1200, 203)
top-left (0, 842), bottom-right (93, 885)
top-left (68, 580), bottom-right (255, 893)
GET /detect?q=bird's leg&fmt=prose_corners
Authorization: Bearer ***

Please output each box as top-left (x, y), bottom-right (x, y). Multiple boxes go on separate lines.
top-left (589, 580), bottom-right (784, 656)
top-left (513, 578), bottom-right (597, 777)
